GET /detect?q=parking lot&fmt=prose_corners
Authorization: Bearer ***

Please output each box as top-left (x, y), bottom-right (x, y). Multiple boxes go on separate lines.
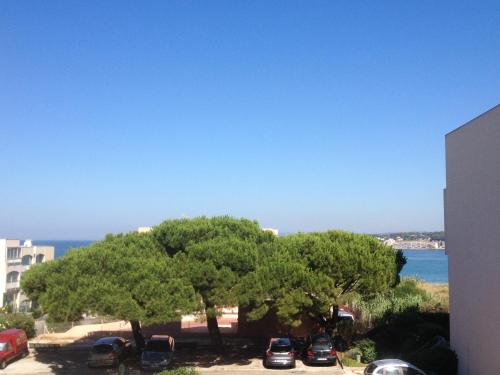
top-left (0, 350), bottom-right (355, 375)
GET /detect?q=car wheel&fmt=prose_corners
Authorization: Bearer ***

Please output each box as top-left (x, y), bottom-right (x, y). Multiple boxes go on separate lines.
top-left (0, 360), bottom-right (6, 369)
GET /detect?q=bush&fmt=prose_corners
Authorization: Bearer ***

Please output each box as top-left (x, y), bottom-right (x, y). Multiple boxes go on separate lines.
top-left (354, 338), bottom-right (377, 363)
top-left (0, 314), bottom-right (36, 338)
top-left (154, 368), bottom-right (199, 375)
top-left (405, 347), bottom-right (458, 375)
top-left (30, 307), bottom-right (43, 320)
top-left (350, 278), bottom-right (445, 329)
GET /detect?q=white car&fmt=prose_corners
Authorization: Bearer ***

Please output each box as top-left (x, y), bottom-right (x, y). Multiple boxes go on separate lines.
top-left (364, 359), bottom-right (427, 375)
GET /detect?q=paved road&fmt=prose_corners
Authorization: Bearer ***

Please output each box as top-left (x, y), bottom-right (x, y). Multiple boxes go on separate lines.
top-left (0, 351), bottom-right (352, 375)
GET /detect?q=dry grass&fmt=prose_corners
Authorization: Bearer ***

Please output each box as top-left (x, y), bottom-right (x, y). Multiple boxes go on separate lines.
top-left (418, 281), bottom-right (449, 311)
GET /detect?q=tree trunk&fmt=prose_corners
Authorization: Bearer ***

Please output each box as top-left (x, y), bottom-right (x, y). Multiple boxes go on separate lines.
top-left (130, 320), bottom-right (145, 350)
top-left (207, 314), bottom-right (223, 348)
top-left (205, 303), bottom-right (223, 348)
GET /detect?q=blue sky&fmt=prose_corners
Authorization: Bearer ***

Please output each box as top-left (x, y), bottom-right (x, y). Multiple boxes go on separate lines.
top-left (1, 1), bottom-right (499, 239)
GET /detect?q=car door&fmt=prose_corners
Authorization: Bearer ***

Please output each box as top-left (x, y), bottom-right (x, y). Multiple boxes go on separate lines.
top-left (403, 367), bottom-right (426, 375)
top-left (4, 342), bottom-right (15, 361)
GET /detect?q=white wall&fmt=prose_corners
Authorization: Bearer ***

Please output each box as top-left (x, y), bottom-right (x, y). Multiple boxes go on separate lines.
top-left (0, 240), bottom-right (6, 306)
top-left (445, 104), bottom-right (500, 375)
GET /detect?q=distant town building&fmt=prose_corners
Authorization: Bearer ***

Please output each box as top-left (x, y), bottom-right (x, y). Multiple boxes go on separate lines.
top-left (381, 238), bottom-right (445, 250)
top-left (383, 238), bottom-right (396, 247)
top-left (445, 104), bottom-right (500, 375)
top-left (0, 239), bottom-right (55, 312)
top-left (262, 228), bottom-right (279, 236)
top-left (137, 227), bottom-right (152, 233)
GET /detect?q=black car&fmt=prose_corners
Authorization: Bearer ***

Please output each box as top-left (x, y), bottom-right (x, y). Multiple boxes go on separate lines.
top-left (303, 334), bottom-right (337, 366)
top-left (87, 336), bottom-right (132, 367)
top-left (140, 335), bottom-right (175, 371)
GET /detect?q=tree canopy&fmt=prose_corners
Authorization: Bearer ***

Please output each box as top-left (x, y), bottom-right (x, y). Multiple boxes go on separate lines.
top-left (152, 216), bottom-right (274, 344)
top-left (22, 216), bottom-right (405, 347)
top-left (21, 232), bottom-right (197, 348)
top-left (239, 231), bottom-right (405, 329)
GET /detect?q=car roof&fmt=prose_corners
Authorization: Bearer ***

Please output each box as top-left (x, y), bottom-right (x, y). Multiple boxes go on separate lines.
top-left (94, 337), bottom-right (123, 345)
top-left (0, 329), bottom-right (25, 335)
top-left (370, 359), bottom-right (426, 372)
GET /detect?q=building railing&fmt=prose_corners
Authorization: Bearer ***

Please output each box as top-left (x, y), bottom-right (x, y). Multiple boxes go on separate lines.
top-left (6, 281), bottom-right (20, 289)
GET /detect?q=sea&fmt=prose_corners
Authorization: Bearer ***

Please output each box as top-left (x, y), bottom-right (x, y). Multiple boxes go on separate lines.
top-left (33, 241), bottom-right (449, 284)
top-left (33, 240), bottom-right (94, 258)
top-left (400, 249), bottom-right (448, 283)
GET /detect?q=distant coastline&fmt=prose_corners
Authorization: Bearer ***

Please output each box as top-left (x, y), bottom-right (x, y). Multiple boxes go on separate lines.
top-left (33, 240), bottom-right (94, 258)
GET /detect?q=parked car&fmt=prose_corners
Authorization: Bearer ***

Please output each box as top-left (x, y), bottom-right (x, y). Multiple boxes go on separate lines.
top-left (303, 334), bottom-right (337, 366)
top-left (87, 336), bottom-right (132, 368)
top-left (140, 335), bottom-right (175, 371)
top-left (364, 359), bottom-right (428, 375)
top-left (0, 329), bottom-right (29, 369)
top-left (264, 337), bottom-right (296, 368)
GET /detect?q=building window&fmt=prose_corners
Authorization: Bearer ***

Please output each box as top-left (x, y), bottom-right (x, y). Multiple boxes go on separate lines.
top-left (22, 255), bottom-right (33, 266)
top-left (19, 300), bottom-right (31, 313)
top-left (7, 247), bottom-right (21, 260)
top-left (6, 271), bottom-right (19, 283)
top-left (36, 254), bottom-right (45, 263)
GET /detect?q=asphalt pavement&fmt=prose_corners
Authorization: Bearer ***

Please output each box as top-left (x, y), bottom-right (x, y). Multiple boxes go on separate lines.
top-left (0, 351), bottom-right (356, 375)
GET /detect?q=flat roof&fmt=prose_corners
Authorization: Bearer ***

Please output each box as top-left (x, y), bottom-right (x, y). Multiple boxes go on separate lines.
top-left (446, 104), bottom-right (500, 137)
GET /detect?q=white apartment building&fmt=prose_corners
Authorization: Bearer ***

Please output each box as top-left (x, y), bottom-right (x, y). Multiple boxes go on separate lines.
top-left (0, 239), bottom-right (54, 312)
top-left (445, 104), bottom-right (500, 375)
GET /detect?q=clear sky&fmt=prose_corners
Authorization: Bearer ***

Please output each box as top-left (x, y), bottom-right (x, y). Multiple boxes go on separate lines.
top-left (1, 1), bottom-right (499, 240)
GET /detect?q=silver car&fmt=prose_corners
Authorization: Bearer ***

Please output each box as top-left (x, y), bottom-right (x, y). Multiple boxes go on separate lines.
top-left (364, 359), bottom-right (427, 375)
top-left (264, 337), bottom-right (296, 368)
top-left (87, 337), bottom-right (132, 368)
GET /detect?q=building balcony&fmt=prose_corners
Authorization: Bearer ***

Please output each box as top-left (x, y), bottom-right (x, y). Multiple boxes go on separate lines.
top-left (7, 258), bottom-right (21, 266)
top-left (6, 281), bottom-right (20, 290)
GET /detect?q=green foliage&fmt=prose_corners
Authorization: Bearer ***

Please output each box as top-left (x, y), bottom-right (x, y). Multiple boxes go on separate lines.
top-left (154, 368), bottom-right (199, 375)
top-left (350, 278), bottom-right (441, 327)
top-left (30, 307), bottom-right (43, 320)
top-left (21, 216), bottom-right (406, 346)
top-left (0, 314), bottom-right (36, 338)
top-left (353, 338), bottom-right (377, 363)
top-left (21, 232), bottom-right (197, 325)
top-left (241, 231), bottom-right (403, 327)
top-left (152, 216), bottom-right (273, 342)
top-left (340, 357), bottom-right (365, 367)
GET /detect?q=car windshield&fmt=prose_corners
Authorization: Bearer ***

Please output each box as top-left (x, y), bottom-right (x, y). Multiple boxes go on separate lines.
top-left (92, 344), bottom-right (113, 354)
top-left (145, 340), bottom-right (171, 352)
top-left (0, 342), bottom-right (7, 351)
top-left (270, 343), bottom-right (292, 352)
top-left (365, 363), bottom-right (377, 374)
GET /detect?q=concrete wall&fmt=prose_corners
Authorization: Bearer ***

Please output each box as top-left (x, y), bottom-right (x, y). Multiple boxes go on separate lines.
top-left (0, 240), bottom-right (6, 306)
top-left (445, 104), bottom-right (500, 375)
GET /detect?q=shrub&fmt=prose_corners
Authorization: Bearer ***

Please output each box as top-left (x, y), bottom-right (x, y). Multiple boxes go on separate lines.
top-left (30, 307), bottom-right (43, 320)
top-left (354, 338), bottom-right (377, 363)
top-left (405, 347), bottom-right (458, 375)
top-left (154, 368), bottom-right (199, 375)
top-left (0, 314), bottom-right (36, 338)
